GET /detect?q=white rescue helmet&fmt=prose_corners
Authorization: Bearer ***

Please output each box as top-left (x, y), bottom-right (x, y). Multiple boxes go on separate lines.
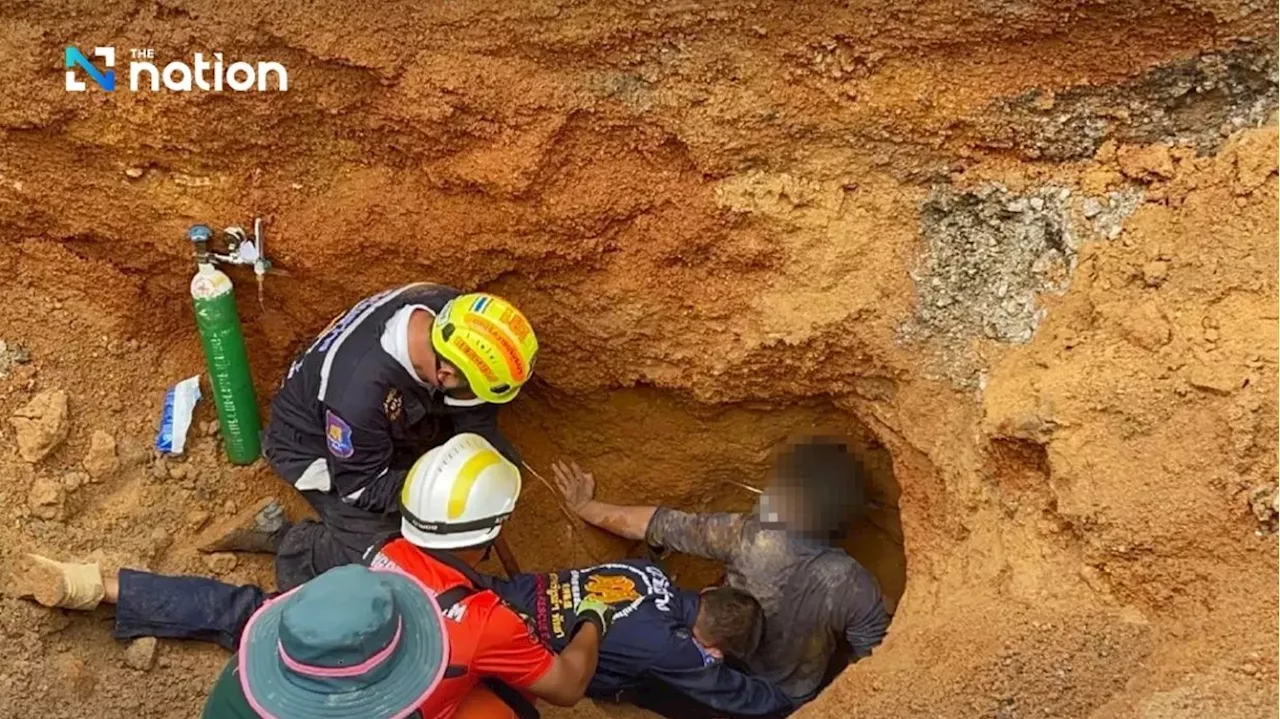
top-left (400, 433), bottom-right (522, 549)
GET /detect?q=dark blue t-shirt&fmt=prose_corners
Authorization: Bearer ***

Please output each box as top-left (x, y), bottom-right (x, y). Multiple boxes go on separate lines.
top-left (490, 559), bottom-right (794, 718)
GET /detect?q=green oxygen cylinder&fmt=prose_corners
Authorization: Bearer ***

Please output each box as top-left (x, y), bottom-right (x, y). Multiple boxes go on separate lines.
top-left (188, 225), bottom-right (261, 464)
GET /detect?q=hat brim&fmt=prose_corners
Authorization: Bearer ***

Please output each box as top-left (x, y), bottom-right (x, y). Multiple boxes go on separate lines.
top-left (238, 568), bottom-right (448, 719)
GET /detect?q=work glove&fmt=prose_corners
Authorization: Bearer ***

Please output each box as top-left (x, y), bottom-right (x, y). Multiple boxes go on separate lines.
top-left (572, 596), bottom-right (617, 637)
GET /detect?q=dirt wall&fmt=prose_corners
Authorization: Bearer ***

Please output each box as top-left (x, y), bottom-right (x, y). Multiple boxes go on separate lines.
top-left (0, 1), bottom-right (1276, 717)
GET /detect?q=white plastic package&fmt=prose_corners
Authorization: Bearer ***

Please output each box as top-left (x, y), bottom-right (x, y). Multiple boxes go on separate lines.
top-left (154, 375), bottom-right (202, 455)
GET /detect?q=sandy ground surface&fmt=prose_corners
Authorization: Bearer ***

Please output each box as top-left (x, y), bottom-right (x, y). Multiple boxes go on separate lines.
top-left (0, 1), bottom-right (1276, 717)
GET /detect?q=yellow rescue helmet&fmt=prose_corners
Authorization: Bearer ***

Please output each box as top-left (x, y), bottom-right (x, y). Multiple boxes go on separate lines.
top-left (430, 292), bottom-right (538, 404)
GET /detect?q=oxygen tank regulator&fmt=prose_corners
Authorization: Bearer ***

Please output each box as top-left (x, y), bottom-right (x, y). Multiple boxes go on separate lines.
top-left (185, 219), bottom-right (275, 465)
top-left (188, 218), bottom-right (273, 307)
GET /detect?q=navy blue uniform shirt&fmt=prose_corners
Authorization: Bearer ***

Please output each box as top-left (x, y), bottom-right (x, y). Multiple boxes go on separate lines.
top-left (490, 559), bottom-right (794, 719)
top-left (264, 283), bottom-right (518, 514)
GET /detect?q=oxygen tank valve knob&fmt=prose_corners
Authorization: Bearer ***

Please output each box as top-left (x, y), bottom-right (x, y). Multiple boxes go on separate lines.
top-left (188, 225), bottom-right (213, 243)
top-left (188, 225), bottom-right (214, 266)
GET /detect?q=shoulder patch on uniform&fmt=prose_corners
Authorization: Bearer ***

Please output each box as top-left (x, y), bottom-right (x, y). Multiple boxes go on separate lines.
top-left (382, 388), bottom-right (403, 422)
top-left (326, 409), bottom-right (354, 458)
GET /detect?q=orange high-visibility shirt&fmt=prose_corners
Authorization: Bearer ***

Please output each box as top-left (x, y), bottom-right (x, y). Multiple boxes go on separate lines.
top-left (370, 538), bottom-right (554, 718)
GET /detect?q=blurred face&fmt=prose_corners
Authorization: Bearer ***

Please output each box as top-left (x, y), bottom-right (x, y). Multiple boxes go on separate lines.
top-left (755, 437), bottom-right (861, 541)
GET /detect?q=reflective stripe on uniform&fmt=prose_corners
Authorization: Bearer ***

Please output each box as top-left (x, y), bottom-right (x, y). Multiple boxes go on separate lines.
top-left (317, 283), bottom-right (427, 400)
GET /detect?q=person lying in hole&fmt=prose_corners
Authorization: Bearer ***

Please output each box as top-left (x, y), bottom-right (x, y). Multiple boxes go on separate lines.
top-left (10, 438), bottom-right (796, 718)
top-left (553, 435), bottom-right (892, 706)
top-left (199, 284), bottom-right (539, 592)
top-left (480, 560), bottom-right (796, 718)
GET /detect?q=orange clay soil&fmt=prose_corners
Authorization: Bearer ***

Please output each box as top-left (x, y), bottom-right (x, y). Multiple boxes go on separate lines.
top-left (0, 1), bottom-right (1276, 717)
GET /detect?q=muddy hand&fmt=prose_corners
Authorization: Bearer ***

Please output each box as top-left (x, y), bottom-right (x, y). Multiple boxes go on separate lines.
top-left (553, 460), bottom-right (596, 514)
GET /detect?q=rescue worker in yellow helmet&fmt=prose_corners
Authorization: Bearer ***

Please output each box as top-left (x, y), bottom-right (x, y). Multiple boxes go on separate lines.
top-left (199, 283), bottom-right (540, 591)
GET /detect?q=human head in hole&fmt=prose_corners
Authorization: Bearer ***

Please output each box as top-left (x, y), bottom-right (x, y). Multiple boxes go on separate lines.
top-left (757, 435), bottom-right (868, 542)
top-left (554, 434), bottom-right (891, 705)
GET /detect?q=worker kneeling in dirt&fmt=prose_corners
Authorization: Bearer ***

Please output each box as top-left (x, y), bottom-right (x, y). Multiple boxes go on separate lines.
top-left (17, 434), bottom-right (601, 718)
top-left (553, 436), bottom-right (892, 705)
top-left (13, 436), bottom-right (796, 718)
top-left (202, 283), bottom-right (539, 591)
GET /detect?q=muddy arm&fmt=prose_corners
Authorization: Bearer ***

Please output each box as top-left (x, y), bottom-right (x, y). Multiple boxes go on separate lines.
top-left (576, 500), bottom-right (658, 541)
top-left (642, 507), bottom-right (745, 563)
top-left (553, 462), bottom-right (744, 557)
top-left (554, 459), bottom-right (657, 540)
top-left (834, 560), bottom-right (891, 660)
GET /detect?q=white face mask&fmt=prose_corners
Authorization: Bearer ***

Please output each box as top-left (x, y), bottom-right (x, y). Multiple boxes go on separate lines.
top-left (754, 494), bottom-right (771, 522)
top-left (756, 490), bottom-right (792, 528)
top-left (757, 485), bottom-right (835, 539)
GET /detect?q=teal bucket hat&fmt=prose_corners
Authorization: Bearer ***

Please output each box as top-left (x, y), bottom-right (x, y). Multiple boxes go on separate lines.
top-left (237, 564), bottom-right (448, 719)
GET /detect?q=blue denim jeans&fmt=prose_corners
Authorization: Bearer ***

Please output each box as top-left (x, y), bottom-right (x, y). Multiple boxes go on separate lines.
top-left (113, 569), bottom-right (270, 651)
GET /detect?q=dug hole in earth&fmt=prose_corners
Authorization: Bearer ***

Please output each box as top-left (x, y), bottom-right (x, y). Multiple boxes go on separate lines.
top-left (0, 1), bottom-right (1277, 717)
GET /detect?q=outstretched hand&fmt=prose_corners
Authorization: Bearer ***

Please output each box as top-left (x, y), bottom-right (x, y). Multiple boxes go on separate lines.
top-left (553, 460), bottom-right (596, 515)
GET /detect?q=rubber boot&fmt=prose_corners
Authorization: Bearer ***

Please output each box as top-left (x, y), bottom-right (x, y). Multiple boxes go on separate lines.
top-left (8, 554), bottom-right (105, 610)
top-left (196, 497), bottom-right (288, 554)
